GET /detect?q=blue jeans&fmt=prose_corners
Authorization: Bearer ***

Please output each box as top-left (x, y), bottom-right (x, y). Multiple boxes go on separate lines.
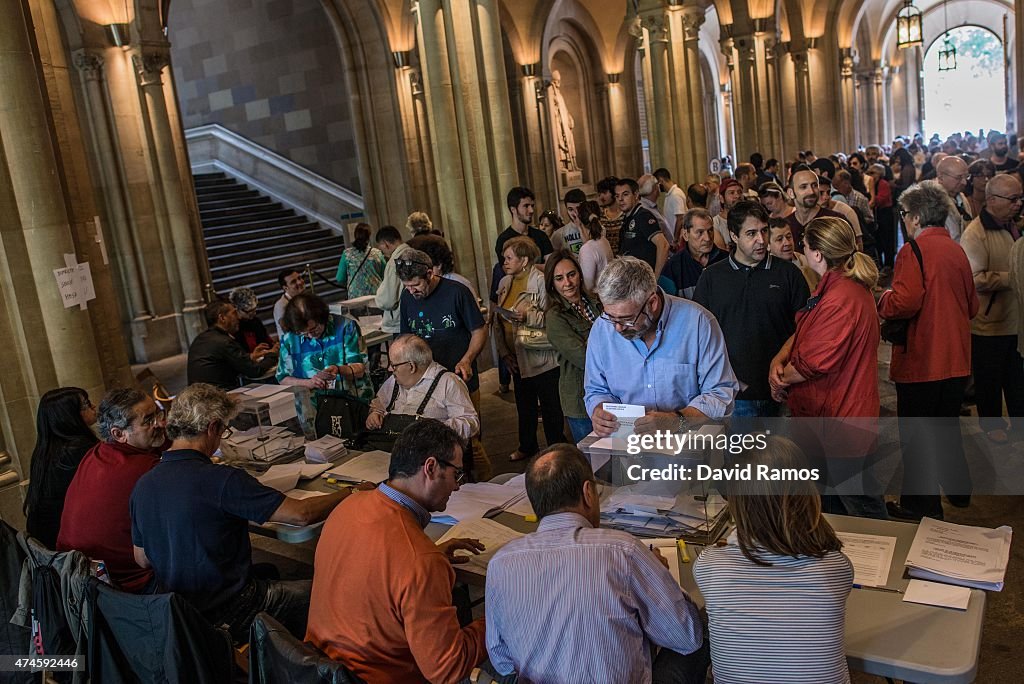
top-left (567, 416), bottom-right (594, 443)
top-left (732, 399), bottom-right (782, 418)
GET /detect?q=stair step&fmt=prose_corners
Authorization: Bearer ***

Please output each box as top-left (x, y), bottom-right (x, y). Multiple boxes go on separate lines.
top-left (211, 257), bottom-right (340, 288)
top-left (208, 235), bottom-right (342, 263)
top-left (202, 216), bottom-right (311, 239)
top-left (204, 221), bottom-right (325, 246)
top-left (199, 199), bottom-right (277, 220)
top-left (194, 171), bottom-right (228, 180)
top-left (193, 176), bottom-right (237, 189)
top-left (211, 251), bottom-right (341, 280)
top-left (206, 225), bottom-right (333, 252)
top-left (195, 187), bottom-right (261, 202)
top-left (201, 208), bottom-right (295, 229)
top-left (198, 194), bottom-right (272, 212)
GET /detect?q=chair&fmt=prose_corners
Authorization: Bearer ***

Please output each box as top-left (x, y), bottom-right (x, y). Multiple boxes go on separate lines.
top-left (248, 612), bottom-right (363, 683)
top-left (135, 368), bottom-right (175, 411)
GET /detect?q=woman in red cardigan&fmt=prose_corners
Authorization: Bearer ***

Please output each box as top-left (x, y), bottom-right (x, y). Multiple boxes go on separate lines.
top-left (769, 216), bottom-right (885, 518)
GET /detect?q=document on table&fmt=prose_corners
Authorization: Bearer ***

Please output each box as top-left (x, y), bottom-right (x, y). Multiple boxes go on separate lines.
top-left (284, 489), bottom-right (329, 500)
top-left (905, 517), bottom-right (1012, 591)
top-left (323, 450), bottom-right (391, 484)
top-left (264, 392), bottom-right (297, 425)
top-left (243, 384), bottom-right (288, 399)
top-left (646, 538), bottom-right (683, 587)
top-left (261, 462), bottom-right (332, 480)
top-left (435, 518), bottom-right (525, 569)
top-left (902, 579), bottom-right (971, 610)
top-left (432, 483), bottom-right (521, 523)
top-left (604, 403), bottom-right (645, 438)
top-left (258, 469), bottom-right (301, 493)
top-left (835, 531), bottom-right (897, 587)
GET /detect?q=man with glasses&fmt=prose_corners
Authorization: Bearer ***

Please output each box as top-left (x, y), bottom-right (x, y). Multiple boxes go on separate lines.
top-left (935, 155), bottom-right (972, 241)
top-left (962, 173), bottom-right (1024, 444)
top-left (307, 419), bottom-right (488, 683)
top-left (584, 257), bottom-right (740, 437)
top-left (131, 384), bottom-right (357, 642)
top-left (58, 388), bottom-right (167, 592)
top-left (187, 299), bottom-right (278, 389)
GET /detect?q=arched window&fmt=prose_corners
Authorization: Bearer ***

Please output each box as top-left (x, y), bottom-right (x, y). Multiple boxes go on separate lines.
top-left (923, 25), bottom-right (1006, 137)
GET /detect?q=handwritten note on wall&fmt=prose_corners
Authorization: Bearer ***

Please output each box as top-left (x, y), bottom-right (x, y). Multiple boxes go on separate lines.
top-left (53, 255), bottom-right (96, 310)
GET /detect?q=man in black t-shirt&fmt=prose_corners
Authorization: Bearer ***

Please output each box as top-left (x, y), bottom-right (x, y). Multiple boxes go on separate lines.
top-left (616, 177), bottom-right (669, 275)
top-left (397, 249), bottom-right (487, 394)
top-left (989, 133), bottom-right (1020, 173)
top-left (494, 186), bottom-right (553, 263)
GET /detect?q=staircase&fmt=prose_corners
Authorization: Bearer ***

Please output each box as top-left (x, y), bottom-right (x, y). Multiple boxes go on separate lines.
top-left (195, 171), bottom-right (349, 327)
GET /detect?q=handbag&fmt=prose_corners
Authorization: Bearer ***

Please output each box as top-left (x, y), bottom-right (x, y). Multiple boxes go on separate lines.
top-left (314, 390), bottom-right (370, 440)
top-left (514, 326), bottom-right (554, 351)
top-left (880, 237), bottom-right (924, 347)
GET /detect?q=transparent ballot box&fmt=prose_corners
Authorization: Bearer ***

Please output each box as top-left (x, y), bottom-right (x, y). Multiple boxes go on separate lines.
top-left (579, 430), bottom-right (732, 545)
top-left (221, 384), bottom-right (314, 464)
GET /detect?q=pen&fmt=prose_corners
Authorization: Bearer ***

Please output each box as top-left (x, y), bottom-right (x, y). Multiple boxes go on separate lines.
top-left (853, 584), bottom-right (903, 594)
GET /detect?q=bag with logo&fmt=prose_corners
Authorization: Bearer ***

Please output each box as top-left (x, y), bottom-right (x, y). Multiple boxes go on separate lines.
top-left (313, 390), bottom-right (370, 440)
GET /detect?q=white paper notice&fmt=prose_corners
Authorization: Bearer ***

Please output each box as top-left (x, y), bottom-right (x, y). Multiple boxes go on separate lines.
top-left (435, 518), bottom-right (525, 569)
top-left (265, 393), bottom-right (297, 425)
top-left (53, 261), bottom-right (96, 311)
top-left (836, 531), bottom-right (897, 587)
top-left (903, 579), bottom-right (971, 610)
top-left (604, 403), bottom-right (645, 437)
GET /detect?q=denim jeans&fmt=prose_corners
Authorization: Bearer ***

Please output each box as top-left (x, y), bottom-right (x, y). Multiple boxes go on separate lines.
top-left (732, 399), bottom-right (782, 418)
top-left (567, 416), bottom-right (594, 443)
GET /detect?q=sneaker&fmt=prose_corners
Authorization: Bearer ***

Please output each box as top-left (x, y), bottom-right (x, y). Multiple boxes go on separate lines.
top-left (498, 384), bottom-right (510, 394)
top-left (886, 501), bottom-right (927, 522)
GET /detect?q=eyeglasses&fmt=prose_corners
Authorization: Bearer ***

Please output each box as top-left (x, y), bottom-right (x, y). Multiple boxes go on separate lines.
top-left (990, 193), bottom-right (1024, 204)
top-left (394, 258), bottom-right (431, 268)
top-left (139, 409), bottom-right (165, 427)
top-left (436, 458), bottom-right (466, 484)
top-left (221, 426), bottom-right (234, 439)
top-left (387, 361), bottom-right (413, 372)
top-left (940, 172), bottom-right (969, 182)
top-left (601, 301), bottom-right (651, 329)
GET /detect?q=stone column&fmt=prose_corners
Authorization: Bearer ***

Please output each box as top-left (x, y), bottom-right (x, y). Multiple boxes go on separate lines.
top-left (721, 84), bottom-right (737, 160)
top-left (414, 0), bottom-right (519, 292)
top-left (791, 47), bottom-right (812, 152)
top-left (132, 47), bottom-right (206, 345)
top-left (515, 65), bottom-right (557, 207)
top-left (640, 11), bottom-right (678, 173)
top-left (0, 0), bottom-right (110, 472)
top-left (677, 2), bottom-right (710, 181)
top-left (873, 64), bottom-right (891, 145)
top-left (839, 48), bottom-right (857, 151)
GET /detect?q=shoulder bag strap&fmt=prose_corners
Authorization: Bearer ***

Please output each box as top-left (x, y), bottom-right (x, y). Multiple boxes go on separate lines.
top-left (350, 249), bottom-right (373, 281)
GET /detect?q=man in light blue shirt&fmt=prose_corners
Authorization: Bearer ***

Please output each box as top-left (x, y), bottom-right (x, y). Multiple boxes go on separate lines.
top-left (485, 445), bottom-right (708, 683)
top-left (584, 256), bottom-right (740, 436)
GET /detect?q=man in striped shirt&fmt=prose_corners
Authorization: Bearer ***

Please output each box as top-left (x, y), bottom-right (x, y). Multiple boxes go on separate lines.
top-left (485, 445), bottom-right (708, 683)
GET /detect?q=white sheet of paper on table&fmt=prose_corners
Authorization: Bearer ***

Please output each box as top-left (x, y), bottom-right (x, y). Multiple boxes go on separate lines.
top-left (284, 489), bottom-right (329, 500)
top-left (902, 579), bottom-right (971, 610)
top-left (258, 469), bottom-right (301, 493)
top-left (265, 392), bottom-right (298, 425)
top-left (835, 531), bottom-right (897, 587)
top-left (324, 450), bottom-right (391, 484)
top-left (645, 538), bottom-right (683, 587)
top-left (905, 517), bottom-right (1012, 591)
top-left (262, 462), bottom-right (332, 480)
top-left (244, 384), bottom-right (289, 399)
top-left (435, 518), bottom-right (526, 569)
top-left (434, 483), bottom-right (521, 522)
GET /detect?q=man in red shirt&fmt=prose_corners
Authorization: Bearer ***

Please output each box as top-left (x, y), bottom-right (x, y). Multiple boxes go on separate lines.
top-left (57, 388), bottom-right (167, 592)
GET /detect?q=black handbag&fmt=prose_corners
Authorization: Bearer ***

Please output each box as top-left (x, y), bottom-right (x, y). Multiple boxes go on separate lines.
top-left (354, 372), bottom-right (448, 452)
top-left (880, 237), bottom-right (924, 347)
top-left (313, 391), bottom-right (371, 440)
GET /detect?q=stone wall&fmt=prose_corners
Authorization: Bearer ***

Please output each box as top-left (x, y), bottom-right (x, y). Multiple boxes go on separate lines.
top-left (168, 0), bottom-right (361, 192)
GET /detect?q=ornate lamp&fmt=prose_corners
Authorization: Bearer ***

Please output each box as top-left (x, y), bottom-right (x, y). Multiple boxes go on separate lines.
top-left (937, 0), bottom-right (957, 72)
top-left (896, 0), bottom-right (923, 49)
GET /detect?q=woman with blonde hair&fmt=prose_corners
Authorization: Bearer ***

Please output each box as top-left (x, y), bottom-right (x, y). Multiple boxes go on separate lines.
top-left (694, 436), bottom-right (853, 684)
top-left (769, 216), bottom-right (884, 517)
top-left (494, 236), bottom-right (567, 461)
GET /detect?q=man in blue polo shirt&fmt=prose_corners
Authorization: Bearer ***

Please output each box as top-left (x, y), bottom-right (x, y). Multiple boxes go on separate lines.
top-left (660, 208), bottom-right (727, 298)
top-left (131, 383), bottom-right (357, 642)
top-left (693, 200), bottom-right (809, 417)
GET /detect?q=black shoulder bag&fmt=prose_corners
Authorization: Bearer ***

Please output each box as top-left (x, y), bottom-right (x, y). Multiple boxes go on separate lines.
top-left (880, 237), bottom-right (924, 347)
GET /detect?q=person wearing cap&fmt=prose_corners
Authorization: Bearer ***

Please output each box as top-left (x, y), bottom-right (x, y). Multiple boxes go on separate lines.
top-left (230, 287), bottom-right (277, 355)
top-left (397, 249), bottom-right (487, 399)
top-left (660, 208), bottom-right (727, 299)
top-left (655, 167), bottom-right (689, 239)
top-left (187, 299), bottom-right (278, 390)
top-left (552, 188), bottom-right (588, 255)
top-left (713, 178), bottom-right (744, 250)
top-left (616, 177), bottom-right (670, 275)
top-left (758, 181), bottom-right (793, 221)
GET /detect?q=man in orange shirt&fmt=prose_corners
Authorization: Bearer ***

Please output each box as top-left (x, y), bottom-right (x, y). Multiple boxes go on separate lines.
top-left (306, 419), bottom-right (487, 683)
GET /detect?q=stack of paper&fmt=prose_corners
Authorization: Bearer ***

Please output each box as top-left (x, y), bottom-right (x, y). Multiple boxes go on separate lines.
top-left (599, 489), bottom-right (729, 542)
top-left (835, 532), bottom-right (897, 587)
top-left (435, 518), bottom-right (525, 570)
top-left (304, 435), bottom-right (348, 463)
top-left (905, 517), bottom-right (1012, 591)
top-left (432, 483), bottom-right (525, 524)
top-left (221, 426), bottom-right (304, 463)
top-left (323, 450), bottom-right (391, 484)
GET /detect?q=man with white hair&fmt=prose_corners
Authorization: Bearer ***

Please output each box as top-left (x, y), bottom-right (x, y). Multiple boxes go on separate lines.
top-left (638, 173), bottom-right (674, 244)
top-left (935, 155), bottom-right (972, 241)
top-left (584, 257), bottom-right (740, 436)
top-left (131, 383), bottom-right (359, 642)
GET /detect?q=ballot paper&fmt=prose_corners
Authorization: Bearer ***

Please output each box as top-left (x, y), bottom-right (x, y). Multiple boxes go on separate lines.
top-left (905, 517), bottom-right (1012, 591)
top-left (646, 538), bottom-right (683, 587)
top-left (432, 483), bottom-right (522, 524)
top-left (604, 403), bottom-right (645, 438)
top-left (323, 450), bottom-right (391, 484)
top-left (261, 462), bottom-right (332, 481)
top-left (435, 518), bottom-right (525, 569)
top-left (902, 579), bottom-right (972, 610)
top-left (264, 392), bottom-right (297, 425)
top-left (835, 531), bottom-right (898, 587)
top-left (258, 469), bottom-right (300, 493)
top-left (285, 489), bottom-right (329, 500)
top-left (304, 435), bottom-right (347, 463)
top-left (243, 384), bottom-right (289, 399)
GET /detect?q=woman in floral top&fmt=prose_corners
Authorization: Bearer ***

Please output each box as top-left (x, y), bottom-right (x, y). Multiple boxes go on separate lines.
top-left (335, 223), bottom-right (386, 298)
top-left (276, 292), bottom-right (375, 401)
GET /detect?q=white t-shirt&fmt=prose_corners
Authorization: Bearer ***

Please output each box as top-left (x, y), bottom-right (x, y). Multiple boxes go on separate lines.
top-left (579, 237), bottom-right (614, 292)
top-left (551, 224), bottom-right (584, 255)
top-left (662, 185), bottom-right (688, 236)
top-left (713, 214), bottom-right (733, 246)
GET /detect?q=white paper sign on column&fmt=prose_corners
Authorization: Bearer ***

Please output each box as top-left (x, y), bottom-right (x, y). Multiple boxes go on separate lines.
top-left (53, 258), bottom-right (96, 310)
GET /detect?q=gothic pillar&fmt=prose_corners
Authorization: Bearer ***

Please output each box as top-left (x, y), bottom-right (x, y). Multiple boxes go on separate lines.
top-left (839, 48), bottom-right (857, 152)
top-left (791, 48), bottom-right (812, 152)
top-left (640, 12), bottom-right (678, 173)
top-left (677, 2), bottom-right (710, 182)
top-left (132, 47), bottom-right (205, 345)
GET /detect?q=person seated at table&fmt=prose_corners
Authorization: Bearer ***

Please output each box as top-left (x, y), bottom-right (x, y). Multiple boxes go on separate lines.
top-left (486, 444), bottom-right (707, 683)
top-left (693, 436), bottom-right (853, 684)
top-left (57, 388), bottom-right (166, 592)
top-left (230, 286), bottom-right (279, 355)
top-left (366, 334), bottom-right (479, 441)
top-left (130, 383), bottom-right (357, 643)
top-left (306, 419), bottom-right (487, 683)
top-left (584, 256), bottom-right (740, 436)
top-left (187, 299), bottom-right (278, 390)
top-left (276, 292), bottom-right (374, 400)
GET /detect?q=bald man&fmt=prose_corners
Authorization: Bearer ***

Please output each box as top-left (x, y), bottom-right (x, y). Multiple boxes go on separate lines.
top-left (961, 173), bottom-right (1024, 443)
top-left (936, 156), bottom-right (971, 241)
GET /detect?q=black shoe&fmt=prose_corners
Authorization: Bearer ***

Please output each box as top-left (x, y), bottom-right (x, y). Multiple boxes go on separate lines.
top-left (945, 495), bottom-right (971, 508)
top-left (886, 501), bottom-right (929, 522)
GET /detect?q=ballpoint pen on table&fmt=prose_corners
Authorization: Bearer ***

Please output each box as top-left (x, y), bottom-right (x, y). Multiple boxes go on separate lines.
top-left (853, 584), bottom-right (903, 594)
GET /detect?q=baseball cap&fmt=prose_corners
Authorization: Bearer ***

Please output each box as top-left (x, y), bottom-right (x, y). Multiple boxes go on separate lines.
top-left (718, 178), bottom-right (742, 195)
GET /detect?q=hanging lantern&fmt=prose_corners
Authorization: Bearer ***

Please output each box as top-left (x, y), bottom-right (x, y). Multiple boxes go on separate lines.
top-left (896, 0), bottom-right (923, 49)
top-left (937, 34), bottom-right (958, 71)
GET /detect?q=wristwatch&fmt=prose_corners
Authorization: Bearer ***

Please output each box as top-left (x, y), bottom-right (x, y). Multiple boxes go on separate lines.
top-left (676, 409), bottom-right (688, 434)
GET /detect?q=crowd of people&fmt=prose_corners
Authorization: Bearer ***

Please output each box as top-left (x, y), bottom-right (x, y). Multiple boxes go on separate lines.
top-left (19, 127), bottom-right (1024, 682)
